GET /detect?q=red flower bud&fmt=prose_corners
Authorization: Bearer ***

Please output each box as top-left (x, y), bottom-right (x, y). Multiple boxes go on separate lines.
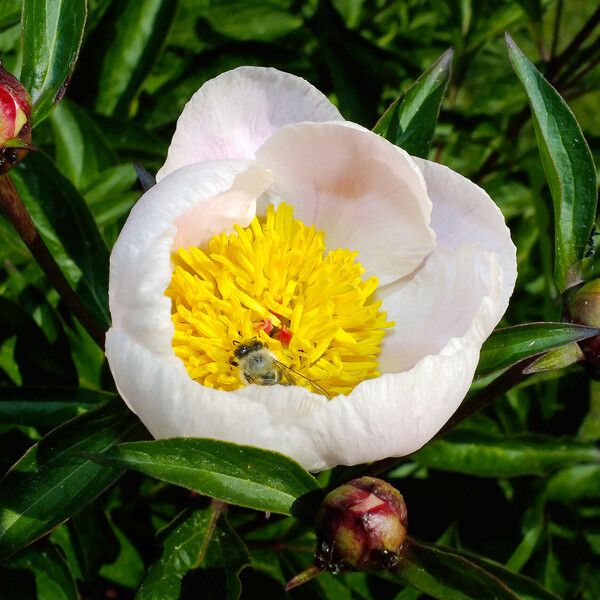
top-left (0, 63), bottom-right (32, 174)
top-left (569, 279), bottom-right (600, 376)
top-left (315, 476), bottom-right (408, 572)
top-left (286, 477), bottom-right (408, 590)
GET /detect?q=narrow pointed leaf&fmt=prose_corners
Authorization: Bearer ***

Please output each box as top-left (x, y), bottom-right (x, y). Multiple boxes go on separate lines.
top-left (0, 297), bottom-right (77, 386)
top-left (545, 464), bottom-right (600, 503)
top-left (447, 545), bottom-right (562, 600)
top-left (506, 34), bottom-right (597, 292)
top-left (0, 387), bottom-right (114, 427)
top-left (136, 506), bottom-right (249, 600)
top-left (523, 342), bottom-right (584, 374)
top-left (93, 438), bottom-right (319, 515)
top-left (395, 539), bottom-right (519, 600)
top-left (2, 543), bottom-right (80, 600)
top-left (21, 0), bottom-right (87, 125)
top-left (50, 99), bottom-right (117, 191)
top-left (395, 539), bottom-right (559, 600)
top-left (95, 0), bottom-right (178, 116)
top-left (412, 430), bottom-right (600, 478)
top-left (476, 322), bottom-right (599, 378)
top-left (0, 402), bottom-right (141, 560)
top-left (373, 48), bottom-right (453, 157)
top-left (10, 152), bottom-right (111, 329)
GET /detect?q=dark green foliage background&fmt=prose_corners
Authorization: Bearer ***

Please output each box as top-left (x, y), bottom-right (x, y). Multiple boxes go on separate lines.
top-left (0, 0), bottom-right (599, 598)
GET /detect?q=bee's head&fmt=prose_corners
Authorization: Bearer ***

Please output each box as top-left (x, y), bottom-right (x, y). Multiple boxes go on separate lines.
top-left (233, 339), bottom-right (264, 359)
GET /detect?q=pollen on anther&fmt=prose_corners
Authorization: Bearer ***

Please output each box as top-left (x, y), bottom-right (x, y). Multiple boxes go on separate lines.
top-left (165, 203), bottom-right (393, 397)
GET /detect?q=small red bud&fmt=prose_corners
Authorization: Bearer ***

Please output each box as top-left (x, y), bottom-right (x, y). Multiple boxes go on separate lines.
top-left (287, 477), bottom-right (408, 590)
top-left (315, 477), bottom-right (408, 572)
top-left (0, 63), bottom-right (32, 174)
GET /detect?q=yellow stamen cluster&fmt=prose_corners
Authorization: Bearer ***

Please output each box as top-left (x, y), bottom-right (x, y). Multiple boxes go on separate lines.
top-left (166, 203), bottom-right (392, 397)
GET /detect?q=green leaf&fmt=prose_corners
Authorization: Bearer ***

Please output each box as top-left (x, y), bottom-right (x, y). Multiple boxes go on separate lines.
top-left (412, 430), bottom-right (600, 478)
top-left (373, 48), bottom-right (453, 158)
top-left (0, 297), bottom-right (77, 386)
top-left (545, 464), bottom-right (600, 503)
top-left (0, 0), bottom-right (21, 30)
top-left (93, 115), bottom-right (167, 161)
top-left (476, 322), bottom-right (599, 378)
top-left (85, 164), bottom-right (139, 231)
top-left (578, 379), bottom-right (600, 442)
top-left (21, 0), bottom-right (87, 125)
top-left (196, 0), bottom-right (302, 42)
top-left (522, 342), bottom-right (584, 374)
top-left (137, 505), bottom-right (249, 600)
top-left (506, 34), bottom-right (598, 292)
top-left (93, 438), bottom-right (319, 515)
top-left (2, 543), bottom-right (80, 600)
top-left (395, 539), bottom-right (519, 600)
top-left (65, 505), bottom-right (120, 581)
top-left (99, 518), bottom-right (145, 589)
top-left (395, 539), bottom-right (559, 600)
top-left (10, 152), bottom-right (111, 329)
top-left (50, 99), bottom-right (117, 191)
top-left (310, 0), bottom-right (402, 125)
top-left (451, 546), bottom-right (561, 600)
top-left (0, 402), bottom-right (141, 560)
top-left (0, 386), bottom-right (114, 427)
top-left (95, 0), bottom-right (178, 116)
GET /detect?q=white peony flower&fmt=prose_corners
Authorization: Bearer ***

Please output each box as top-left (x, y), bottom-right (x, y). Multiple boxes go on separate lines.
top-left (106, 67), bottom-right (516, 472)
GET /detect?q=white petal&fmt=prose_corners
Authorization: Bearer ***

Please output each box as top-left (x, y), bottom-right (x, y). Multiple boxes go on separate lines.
top-left (379, 245), bottom-right (500, 373)
top-left (300, 249), bottom-right (504, 470)
top-left (156, 67), bottom-right (343, 181)
top-left (256, 121), bottom-right (436, 285)
top-left (109, 160), bottom-right (272, 353)
top-left (106, 329), bottom-right (323, 468)
top-left (413, 157), bottom-right (517, 311)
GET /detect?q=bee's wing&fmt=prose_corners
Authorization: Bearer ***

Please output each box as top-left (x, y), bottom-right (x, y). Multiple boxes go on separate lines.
top-left (274, 361), bottom-right (330, 399)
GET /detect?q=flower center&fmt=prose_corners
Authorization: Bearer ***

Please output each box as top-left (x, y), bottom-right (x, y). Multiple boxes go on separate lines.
top-left (165, 203), bottom-right (393, 397)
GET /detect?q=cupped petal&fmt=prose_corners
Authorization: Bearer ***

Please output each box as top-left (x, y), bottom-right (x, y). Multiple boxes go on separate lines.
top-left (300, 248), bottom-right (503, 471)
top-left (378, 245), bottom-right (501, 373)
top-left (255, 121), bottom-right (436, 285)
top-left (109, 160), bottom-right (272, 353)
top-left (106, 329), bottom-right (323, 468)
top-left (156, 67), bottom-right (343, 181)
top-left (412, 157), bottom-right (517, 310)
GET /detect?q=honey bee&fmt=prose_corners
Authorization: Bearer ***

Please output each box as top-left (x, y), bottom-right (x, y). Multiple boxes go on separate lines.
top-left (231, 340), bottom-right (329, 398)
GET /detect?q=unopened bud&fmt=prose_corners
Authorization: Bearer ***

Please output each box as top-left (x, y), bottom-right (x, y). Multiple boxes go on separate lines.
top-left (286, 477), bottom-right (408, 590)
top-left (315, 476), bottom-right (408, 571)
top-left (0, 63), bottom-right (32, 174)
top-left (569, 280), bottom-right (600, 376)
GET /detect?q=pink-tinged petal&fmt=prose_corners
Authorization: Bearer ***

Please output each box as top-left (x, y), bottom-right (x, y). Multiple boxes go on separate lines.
top-left (413, 157), bottom-right (517, 310)
top-left (156, 67), bottom-right (343, 181)
top-left (378, 246), bottom-right (500, 373)
top-left (109, 160), bottom-right (272, 353)
top-left (300, 249), bottom-right (503, 470)
top-left (256, 122), bottom-right (436, 285)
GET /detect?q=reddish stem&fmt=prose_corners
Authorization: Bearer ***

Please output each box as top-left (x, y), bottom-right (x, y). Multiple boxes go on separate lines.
top-left (0, 174), bottom-right (106, 348)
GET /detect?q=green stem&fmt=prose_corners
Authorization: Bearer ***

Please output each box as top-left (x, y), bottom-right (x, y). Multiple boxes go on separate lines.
top-left (550, 0), bottom-right (564, 60)
top-left (545, 4), bottom-right (600, 82)
top-left (0, 174), bottom-right (106, 349)
top-left (285, 564), bottom-right (323, 591)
